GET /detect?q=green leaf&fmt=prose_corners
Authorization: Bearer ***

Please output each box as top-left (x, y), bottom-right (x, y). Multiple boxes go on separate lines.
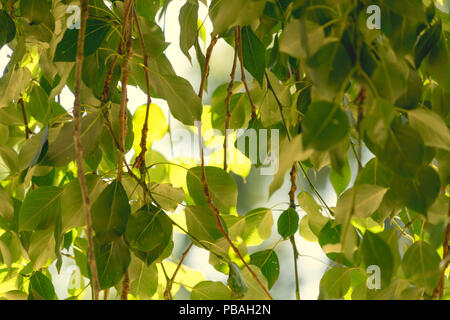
top-left (132, 103), bottom-right (167, 153)
top-left (250, 249), bottom-right (280, 289)
top-left (42, 112), bottom-right (103, 167)
top-left (277, 208), bottom-right (299, 239)
top-left (28, 85), bottom-right (50, 124)
top-left (149, 183), bottom-right (185, 212)
top-left (227, 261), bottom-right (248, 299)
top-left (319, 267), bottom-right (352, 300)
top-left (28, 271), bottom-right (57, 300)
top-left (390, 166), bottom-right (441, 215)
top-left (179, 0), bottom-right (199, 61)
top-left (19, 186), bottom-right (63, 231)
top-left (0, 10), bottom-right (16, 47)
top-left (54, 19), bottom-right (111, 62)
top-left (92, 180), bottom-right (131, 244)
top-left (302, 101), bottom-right (350, 151)
top-left (360, 231), bottom-right (394, 286)
top-left (415, 21), bottom-right (442, 68)
top-left (241, 26), bottom-right (266, 85)
top-left (20, 0), bottom-right (50, 25)
top-left (402, 241), bottom-right (440, 292)
top-left (191, 281), bottom-right (231, 300)
top-left (186, 166), bottom-right (238, 214)
top-left (365, 122), bottom-right (424, 177)
top-left (424, 36), bottom-right (450, 92)
top-left (381, 0), bottom-right (427, 23)
top-left (279, 19), bottom-right (324, 59)
top-left (129, 256), bottom-right (158, 299)
top-left (95, 237), bottom-right (131, 290)
top-left (297, 191), bottom-right (329, 236)
top-left (408, 108), bottom-right (450, 151)
top-left (305, 41), bottom-right (353, 99)
top-left (0, 186), bottom-right (14, 222)
top-left (334, 184), bottom-right (388, 225)
top-left (149, 73), bottom-right (202, 125)
top-left (125, 204), bottom-right (172, 252)
top-left (185, 205), bottom-right (223, 244)
top-left (242, 208), bottom-right (273, 246)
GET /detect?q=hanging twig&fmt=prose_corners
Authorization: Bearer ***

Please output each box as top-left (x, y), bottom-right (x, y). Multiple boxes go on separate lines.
top-left (433, 196), bottom-right (450, 299)
top-left (164, 242), bottom-right (194, 300)
top-left (72, 0), bottom-right (100, 300)
top-left (223, 28), bottom-right (239, 171)
top-left (132, 7), bottom-right (153, 175)
top-left (18, 98), bottom-right (31, 139)
top-left (288, 165), bottom-right (301, 300)
top-left (236, 26), bottom-right (257, 120)
top-left (196, 37), bottom-right (273, 300)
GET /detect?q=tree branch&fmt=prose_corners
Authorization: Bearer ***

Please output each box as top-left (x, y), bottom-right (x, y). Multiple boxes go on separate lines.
top-left (164, 242), bottom-right (193, 300)
top-left (223, 29), bottom-right (239, 171)
top-left (73, 0), bottom-right (100, 300)
top-left (288, 165), bottom-right (300, 300)
top-left (18, 98), bottom-right (31, 139)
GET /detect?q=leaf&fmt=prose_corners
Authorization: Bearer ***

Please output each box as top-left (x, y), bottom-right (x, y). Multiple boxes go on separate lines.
top-left (20, 0), bottom-right (50, 25)
top-left (360, 231), bottom-right (394, 287)
top-left (381, 0), bottom-right (427, 23)
top-left (241, 26), bottom-right (266, 85)
top-left (277, 208), bottom-right (299, 239)
top-left (304, 41), bottom-right (353, 99)
top-left (0, 10), bottom-right (16, 47)
top-left (250, 250), bottom-right (280, 289)
top-left (365, 122), bottom-right (424, 177)
top-left (95, 237), bottom-right (131, 290)
top-left (242, 208), bottom-right (273, 246)
top-left (149, 183), bottom-right (185, 212)
top-left (186, 166), bottom-right (238, 214)
top-left (179, 0), bottom-right (199, 61)
top-left (191, 281), bottom-right (231, 300)
top-left (149, 72), bottom-right (202, 125)
top-left (19, 186), bottom-right (63, 231)
top-left (227, 261), bottom-right (248, 299)
top-left (408, 108), bottom-right (450, 151)
top-left (279, 19), bottom-right (324, 59)
top-left (297, 191), bottom-right (329, 236)
top-left (0, 187), bottom-right (14, 222)
top-left (28, 85), bottom-right (50, 124)
top-left (415, 21), bottom-right (442, 68)
top-left (302, 101), bottom-right (350, 151)
top-left (54, 18), bottom-right (111, 62)
top-left (129, 256), bottom-right (158, 299)
top-left (402, 241), bottom-right (440, 292)
top-left (42, 112), bottom-right (103, 167)
top-left (125, 204), bottom-right (172, 252)
top-left (132, 103), bottom-right (167, 153)
top-left (28, 271), bottom-right (57, 300)
top-left (319, 267), bottom-right (352, 300)
top-left (334, 184), bottom-right (388, 225)
top-left (92, 180), bottom-right (131, 244)
top-left (185, 205), bottom-right (223, 244)
top-left (424, 36), bottom-right (450, 92)
top-left (390, 166), bottom-right (441, 215)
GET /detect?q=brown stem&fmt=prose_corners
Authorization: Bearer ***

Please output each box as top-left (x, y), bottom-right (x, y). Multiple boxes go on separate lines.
top-left (223, 29), bottom-right (239, 171)
top-left (196, 37), bottom-right (272, 299)
top-left (120, 270), bottom-right (130, 300)
top-left (73, 0), bottom-right (100, 300)
top-left (103, 288), bottom-right (109, 300)
top-left (132, 8), bottom-right (153, 175)
top-left (288, 165), bottom-right (300, 300)
top-left (9, 0), bottom-right (14, 17)
top-left (164, 242), bottom-right (194, 300)
top-left (236, 26), bottom-right (257, 120)
top-left (198, 35), bottom-right (218, 99)
top-left (433, 196), bottom-right (450, 299)
top-left (117, 0), bottom-right (133, 182)
top-left (18, 98), bottom-right (31, 139)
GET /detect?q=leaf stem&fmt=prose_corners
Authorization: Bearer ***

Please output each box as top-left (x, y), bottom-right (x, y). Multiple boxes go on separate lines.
top-left (164, 242), bottom-right (194, 300)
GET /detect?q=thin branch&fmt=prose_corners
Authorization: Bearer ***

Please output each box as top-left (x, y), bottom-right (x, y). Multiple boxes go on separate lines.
top-left (196, 38), bottom-right (273, 299)
top-left (117, 0), bottom-right (133, 182)
top-left (9, 0), bottom-right (14, 17)
top-left (132, 8), bottom-right (153, 174)
top-left (288, 165), bottom-right (300, 300)
top-left (223, 29), bottom-right (239, 171)
top-left (18, 98), bottom-right (31, 139)
top-left (433, 196), bottom-right (450, 299)
top-left (120, 270), bottom-right (130, 300)
top-left (236, 26), bottom-right (257, 120)
top-left (72, 0), bottom-right (100, 300)
top-left (164, 242), bottom-right (194, 300)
